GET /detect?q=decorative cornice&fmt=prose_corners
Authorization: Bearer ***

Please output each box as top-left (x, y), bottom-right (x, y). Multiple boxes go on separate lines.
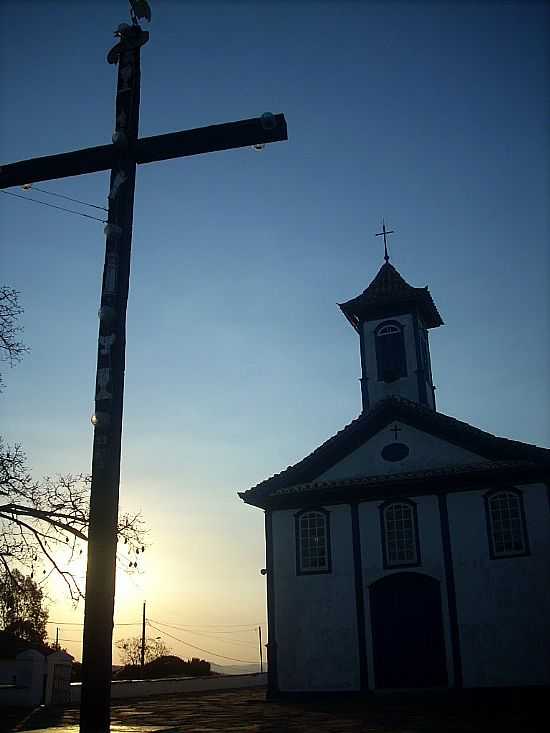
top-left (261, 461), bottom-right (548, 510)
top-left (239, 396), bottom-right (550, 509)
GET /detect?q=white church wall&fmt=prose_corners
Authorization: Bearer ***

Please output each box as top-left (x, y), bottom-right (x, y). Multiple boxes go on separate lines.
top-left (272, 504), bottom-right (360, 692)
top-left (448, 484), bottom-right (550, 687)
top-left (359, 495), bottom-right (454, 689)
top-left (362, 314), bottom-right (420, 405)
top-left (318, 424), bottom-right (486, 481)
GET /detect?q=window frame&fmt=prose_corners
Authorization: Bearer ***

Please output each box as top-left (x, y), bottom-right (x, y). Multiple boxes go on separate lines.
top-left (374, 319), bottom-right (408, 383)
top-left (295, 507), bottom-right (332, 576)
top-left (484, 488), bottom-right (530, 559)
top-left (379, 498), bottom-right (421, 569)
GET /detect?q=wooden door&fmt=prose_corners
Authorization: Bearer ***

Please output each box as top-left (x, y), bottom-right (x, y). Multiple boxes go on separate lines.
top-left (369, 572), bottom-right (448, 689)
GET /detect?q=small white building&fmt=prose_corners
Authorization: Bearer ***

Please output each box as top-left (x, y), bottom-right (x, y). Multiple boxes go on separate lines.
top-left (0, 641), bottom-right (73, 707)
top-left (240, 258), bottom-right (550, 695)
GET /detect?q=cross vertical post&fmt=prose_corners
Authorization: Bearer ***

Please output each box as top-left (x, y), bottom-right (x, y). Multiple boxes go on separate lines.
top-left (80, 23), bottom-right (148, 733)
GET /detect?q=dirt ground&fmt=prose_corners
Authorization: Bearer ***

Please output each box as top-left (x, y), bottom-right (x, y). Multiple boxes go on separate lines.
top-left (4, 686), bottom-right (546, 733)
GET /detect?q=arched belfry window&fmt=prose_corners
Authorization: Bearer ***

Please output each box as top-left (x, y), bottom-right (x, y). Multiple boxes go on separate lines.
top-left (485, 489), bottom-right (529, 558)
top-left (381, 500), bottom-right (420, 568)
top-left (375, 320), bottom-right (407, 383)
top-left (295, 508), bottom-right (331, 574)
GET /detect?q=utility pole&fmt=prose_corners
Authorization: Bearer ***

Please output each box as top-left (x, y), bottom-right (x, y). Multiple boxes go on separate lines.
top-left (0, 17), bottom-right (287, 733)
top-left (56, 627), bottom-right (59, 651)
top-left (140, 601), bottom-right (146, 672)
top-left (259, 625), bottom-right (263, 674)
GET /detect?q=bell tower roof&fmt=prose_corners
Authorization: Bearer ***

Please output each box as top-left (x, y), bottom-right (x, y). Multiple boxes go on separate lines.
top-left (339, 261), bottom-right (444, 331)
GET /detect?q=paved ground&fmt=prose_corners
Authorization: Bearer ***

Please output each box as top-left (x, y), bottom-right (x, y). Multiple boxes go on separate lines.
top-left (4, 687), bottom-right (546, 733)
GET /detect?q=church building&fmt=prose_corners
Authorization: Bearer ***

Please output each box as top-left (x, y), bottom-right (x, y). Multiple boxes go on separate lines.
top-left (239, 236), bottom-right (550, 694)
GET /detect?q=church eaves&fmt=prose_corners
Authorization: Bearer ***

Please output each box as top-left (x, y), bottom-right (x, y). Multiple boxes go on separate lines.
top-left (338, 261), bottom-right (443, 331)
top-left (238, 396), bottom-right (550, 509)
top-left (263, 460), bottom-right (545, 509)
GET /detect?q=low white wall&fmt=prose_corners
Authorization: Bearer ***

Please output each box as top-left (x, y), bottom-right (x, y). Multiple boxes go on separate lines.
top-left (70, 672), bottom-right (266, 704)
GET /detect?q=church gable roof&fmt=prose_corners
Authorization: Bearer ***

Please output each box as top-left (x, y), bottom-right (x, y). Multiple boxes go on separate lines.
top-left (239, 397), bottom-right (550, 508)
top-left (339, 262), bottom-right (443, 330)
top-left (317, 421), bottom-right (487, 482)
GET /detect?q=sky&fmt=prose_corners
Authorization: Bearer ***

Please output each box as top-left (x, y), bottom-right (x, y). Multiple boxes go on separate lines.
top-left (1, 0), bottom-right (548, 664)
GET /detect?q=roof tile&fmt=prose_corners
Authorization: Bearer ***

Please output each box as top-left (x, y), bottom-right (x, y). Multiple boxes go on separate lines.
top-left (339, 262), bottom-right (443, 329)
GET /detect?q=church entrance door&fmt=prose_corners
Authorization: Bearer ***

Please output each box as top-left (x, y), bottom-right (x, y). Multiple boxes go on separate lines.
top-left (369, 571), bottom-right (448, 689)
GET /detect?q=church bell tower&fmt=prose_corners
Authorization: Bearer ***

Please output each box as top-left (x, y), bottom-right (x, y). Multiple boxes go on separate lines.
top-left (339, 224), bottom-right (443, 412)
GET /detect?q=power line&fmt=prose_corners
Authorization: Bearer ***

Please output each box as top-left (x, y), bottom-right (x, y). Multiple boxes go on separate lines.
top-left (148, 618), bottom-right (263, 629)
top-left (47, 621), bottom-right (141, 626)
top-left (148, 622), bottom-right (256, 665)
top-left (46, 621), bottom-right (85, 626)
top-left (148, 618), bottom-right (260, 633)
top-left (23, 184), bottom-right (108, 211)
top-left (172, 628), bottom-right (257, 648)
top-left (0, 189), bottom-right (107, 223)
top-left (148, 619), bottom-right (257, 646)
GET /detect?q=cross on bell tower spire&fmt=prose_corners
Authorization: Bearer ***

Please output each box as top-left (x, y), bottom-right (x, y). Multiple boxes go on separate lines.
top-left (375, 219), bottom-right (395, 263)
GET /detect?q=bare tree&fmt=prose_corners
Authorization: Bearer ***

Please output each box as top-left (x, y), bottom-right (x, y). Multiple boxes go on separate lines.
top-left (0, 438), bottom-right (146, 601)
top-left (116, 636), bottom-right (169, 667)
top-left (0, 286), bottom-right (29, 392)
top-left (0, 287), bottom-right (147, 600)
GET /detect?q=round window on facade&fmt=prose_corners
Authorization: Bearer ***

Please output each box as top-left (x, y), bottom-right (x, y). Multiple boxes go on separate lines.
top-left (381, 443), bottom-right (410, 462)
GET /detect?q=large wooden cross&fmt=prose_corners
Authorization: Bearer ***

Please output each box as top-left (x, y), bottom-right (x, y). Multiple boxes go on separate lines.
top-left (0, 22), bottom-right (287, 732)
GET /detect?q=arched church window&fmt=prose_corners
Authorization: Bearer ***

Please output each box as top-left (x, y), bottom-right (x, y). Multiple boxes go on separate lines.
top-left (295, 509), bottom-right (331, 574)
top-left (375, 321), bottom-right (407, 383)
top-left (381, 500), bottom-right (420, 568)
top-left (485, 490), bottom-right (529, 558)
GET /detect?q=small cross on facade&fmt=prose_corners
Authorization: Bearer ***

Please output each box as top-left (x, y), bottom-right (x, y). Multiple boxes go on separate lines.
top-left (390, 423), bottom-right (402, 441)
top-left (375, 219), bottom-right (395, 263)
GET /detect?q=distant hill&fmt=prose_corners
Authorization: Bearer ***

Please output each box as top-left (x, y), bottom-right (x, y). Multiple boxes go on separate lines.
top-left (211, 662), bottom-right (266, 676)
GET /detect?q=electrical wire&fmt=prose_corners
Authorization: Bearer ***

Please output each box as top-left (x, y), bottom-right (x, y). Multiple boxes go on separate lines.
top-left (0, 189), bottom-right (107, 223)
top-left (23, 185), bottom-right (108, 211)
top-left (147, 622), bottom-right (257, 665)
top-left (148, 618), bottom-right (263, 630)
top-left (47, 621), bottom-right (141, 626)
top-left (170, 628), bottom-right (257, 647)
top-left (148, 620), bottom-right (258, 646)
top-left (148, 618), bottom-right (264, 634)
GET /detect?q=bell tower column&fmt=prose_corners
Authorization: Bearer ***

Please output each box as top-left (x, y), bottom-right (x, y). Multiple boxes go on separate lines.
top-left (339, 224), bottom-right (443, 413)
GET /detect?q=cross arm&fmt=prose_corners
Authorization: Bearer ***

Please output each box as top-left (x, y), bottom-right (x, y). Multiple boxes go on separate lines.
top-left (135, 114), bottom-right (287, 165)
top-left (0, 144), bottom-right (114, 190)
top-left (0, 114), bottom-right (288, 189)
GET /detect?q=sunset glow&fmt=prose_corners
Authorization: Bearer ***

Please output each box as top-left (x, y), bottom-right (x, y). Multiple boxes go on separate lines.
top-left (1, 0), bottom-right (548, 679)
